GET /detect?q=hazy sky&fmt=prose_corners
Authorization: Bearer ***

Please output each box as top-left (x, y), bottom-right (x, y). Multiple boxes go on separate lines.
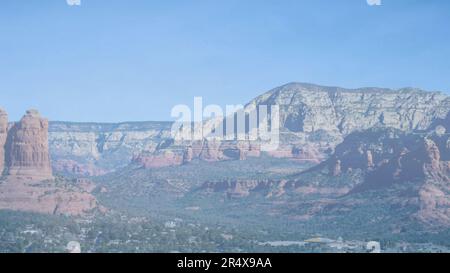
top-left (1, 0), bottom-right (449, 122)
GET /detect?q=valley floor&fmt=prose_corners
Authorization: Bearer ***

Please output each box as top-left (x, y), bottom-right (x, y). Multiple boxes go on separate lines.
top-left (1, 156), bottom-right (450, 253)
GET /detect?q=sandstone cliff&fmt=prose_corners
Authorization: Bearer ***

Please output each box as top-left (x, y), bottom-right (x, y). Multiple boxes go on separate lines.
top-left (0, 109), bottom-right (102, 216)
top-left (49, 121), bottom-right (173, 175)
top-left (5, 110), bottom-right (53, 180)
top-left (0, 108), bottom-right (8, 174)
top-left (249, 83), bottom-right (449, 134)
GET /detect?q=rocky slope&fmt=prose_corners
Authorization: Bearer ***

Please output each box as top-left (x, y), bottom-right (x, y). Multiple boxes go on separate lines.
top-left (328, 128), bottom-right (450, 226)
top-left (47, 83), bottom-right (450, 175)
top-left (0, 177), bottom-right (101, 216)
top-left (198, 123), bottom-right (450, 226)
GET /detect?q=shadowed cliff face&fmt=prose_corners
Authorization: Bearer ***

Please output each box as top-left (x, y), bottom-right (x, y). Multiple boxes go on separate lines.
top-left (5, 110), bottom-right (53, 180)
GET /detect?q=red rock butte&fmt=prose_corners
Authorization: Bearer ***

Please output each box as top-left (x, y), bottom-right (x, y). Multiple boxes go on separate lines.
top-left (0, 109), bottom-right (102, 216)
top-left (0, 108), bottom-right (8, 173)
top-left (1, 109), bottom-right (53, 180)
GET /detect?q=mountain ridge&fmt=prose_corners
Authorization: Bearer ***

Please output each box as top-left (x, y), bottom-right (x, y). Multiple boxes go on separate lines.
top-left (44, 82), bottom-right (449, 176)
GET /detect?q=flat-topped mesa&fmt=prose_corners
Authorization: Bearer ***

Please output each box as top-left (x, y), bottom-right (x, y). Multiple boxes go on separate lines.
top-left (0, 108), bottom-right (8, 173)
top-left (6, 109), bottom-right (53, 180)
top-left (249, 82), bottom-right (449, 135)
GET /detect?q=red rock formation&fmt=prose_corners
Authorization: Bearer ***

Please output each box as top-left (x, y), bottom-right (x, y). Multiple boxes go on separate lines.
top-left (0, 109), bottom-right (104, 216)
top-left (424, 138), bottom-right (441, 171)
top-left (132, 151), bottom-right (185, 168)
top-left (201, 179), bottom-right (283, 198)
top-left (183, 145), bottom-right (194, 163)
top-left (0, 108), bottom-right (8, 173)
top-left (199, 139), bottom-right (225, 161)
top-left (415, 138), bottom-right (450, 226)
top-left (52, 159), bottom-right (108, 177)
top-left (0, 177), bottom-right (101, 216)
top-left (266, 148), bottom-right (294, 158)
top-left (6, 110), bottom-right (53, 180)
top-left (292, 145), bottom-right (323, 163)
top-left (237, 141), bottom-right (261, 161)
top-left (366, 150), bottom-right (374, 168)
top-left (330, 159), bottom-right (342, 176)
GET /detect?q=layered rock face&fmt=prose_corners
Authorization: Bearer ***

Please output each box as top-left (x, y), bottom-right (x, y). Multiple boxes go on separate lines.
top-left (249, 83), bottom-right (449, 135)
top-left (0, 108), bottom-right (8, 173)
top-left (246, 83), bottom-right (448, 161)
top-left (6, 110), bottom-right (53, 180)
top-left (131, 139), bottom-right (264, 169)
top-left (52, 159), bottom-right (108, 177)
top-left (130, 139), bottom-right (235, 168)
top-left (132, 151), bottom-right (186, 168)
top-left (201, 179), bottom-right (291, 199)
top-left (49, 121), bottom-right (173, 175)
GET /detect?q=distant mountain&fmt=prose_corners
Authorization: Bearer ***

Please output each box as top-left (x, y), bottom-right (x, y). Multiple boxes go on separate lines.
top-left (247, 82), bottom-right (448, 144)
top-left (48, 121), bottom-right (173, 176)
top-left (48, 83), bottom-right (450, 176)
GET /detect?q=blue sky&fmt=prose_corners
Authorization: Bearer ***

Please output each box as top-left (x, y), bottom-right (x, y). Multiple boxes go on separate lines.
top-left (1, 0), bottom-right (449, 122)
